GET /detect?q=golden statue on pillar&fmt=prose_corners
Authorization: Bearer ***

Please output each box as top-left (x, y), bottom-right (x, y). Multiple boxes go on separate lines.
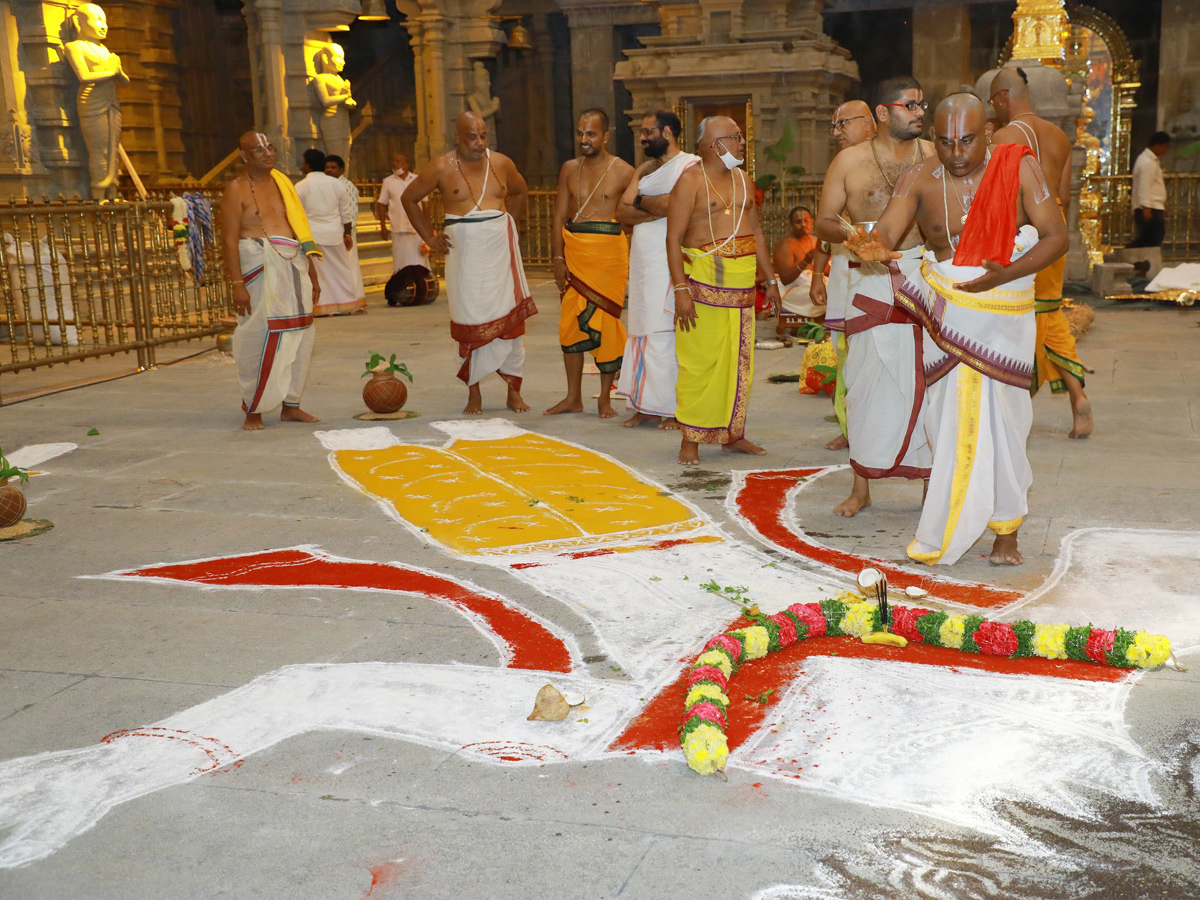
top-left (1011, 0), bottom-right (1068, 64)
top-left (63, 3), bottom-right (129, 200)
top-left (311, 42), bottom-right (356, 169)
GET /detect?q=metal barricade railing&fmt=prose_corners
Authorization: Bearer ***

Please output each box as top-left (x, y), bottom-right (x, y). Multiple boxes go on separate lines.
top-left (1, 198), bottom-right (231, 398)
top-left (1088, 173), bottom-right (1200, 261)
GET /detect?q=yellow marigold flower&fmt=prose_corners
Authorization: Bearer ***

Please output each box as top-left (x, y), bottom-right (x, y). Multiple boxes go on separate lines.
top-left (683, 722), bottom-right (729, 776)
top-left (739, 626), bottom-right (770, 660)
top-left (1127, 632), bottom-right (1171, 669)
top-left (939, 614), bottom-right (967, 649)
top-left (1032, 623), bottom-right (1070, 660)
top-left (841, 603), bottom-right (877, 637)
top-left (685, 683), bottom-right (728, 709)
top-left (833, 589), bottom-right (863, 605)
top-left (696, 649), bottom-right (734, 678)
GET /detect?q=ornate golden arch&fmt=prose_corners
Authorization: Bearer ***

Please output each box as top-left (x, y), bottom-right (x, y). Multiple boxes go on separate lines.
top-left (1000, 1), bottom-right (1139, 176)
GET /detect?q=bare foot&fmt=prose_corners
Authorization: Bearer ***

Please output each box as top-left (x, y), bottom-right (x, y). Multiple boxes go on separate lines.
top-left (544, 397), bottom-right (584, 415)
top-left (678, 439), bottom-right (700, 466)
top-left (824, 433), bottom-right (849, 450)
top-left (1069, 398), bottom-right (1093, 439)
top-left (834, 474), bottom-right (871, 517)
top-left (989, 532), bottom-right (1023, 565)
top-left (598, 398), bottom-right (618, 419)
top-left (658, 417), bottom-right (681, 431)
top-left (622, 412), bottom-right (662, 428)
top-left (464, 384), bottom-right (483, 416)
top-left (506, 387), bottom-right (530, 413)
top-left (280, 406), bottom-right (319, 423)
top-left (242, 412), bottom-right (264, 431)
top-left (722, 438), bottom-right (767, 456)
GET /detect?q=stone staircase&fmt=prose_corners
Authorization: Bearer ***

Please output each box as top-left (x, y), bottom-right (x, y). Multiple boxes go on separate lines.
top-left (352, 195), bottom-right (394, 299)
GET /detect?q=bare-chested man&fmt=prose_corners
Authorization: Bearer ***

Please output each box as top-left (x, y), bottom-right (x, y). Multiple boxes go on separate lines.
top-left (848, 93), bottom-right (1068, 565)
top-left (988, 66), bottom-right (1093, 439)
top-left (546, 109), bottom-right (635, 418)
top-left (814, 100), bottom-right (877, 451)
top-left (219, 130), bottom-right (322, 431)
top-left (666, 115), bottom-right (781, 466)
top-left (401, 111), bottom-right (535, 415)
top-left (814, 78), bottom-right (935, 516)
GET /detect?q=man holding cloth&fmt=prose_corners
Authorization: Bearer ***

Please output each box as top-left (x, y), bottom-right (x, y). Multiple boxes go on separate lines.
top-left (848, 93), bottom-right (1068, 565)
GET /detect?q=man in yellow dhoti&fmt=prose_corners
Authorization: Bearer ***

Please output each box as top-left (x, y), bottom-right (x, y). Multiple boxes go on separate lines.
top-left (546, 110), bottom-right (635, 418)
top-left (220, 131), bottom-right (323, 431)
top-left (988, 66), bottom-right (1093, 438)
top-left (849, 94), bottom-right (1068, 566)
top-left (666, 116), bottom-right (782, 466)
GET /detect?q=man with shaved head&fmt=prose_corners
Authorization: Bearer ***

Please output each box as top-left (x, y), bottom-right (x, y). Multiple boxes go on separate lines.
top-left (988, 65), bottom-right (1092, 439)
top-left (546, 108), bottom-right (635, 418)
top-left (666, 115), bottom-right (782, 465)
top-left (846, 92), bottom-right (1068, 566)
top-left (401, 111), bottom-right (535, 415)
top-left (219, 130), bottom-right (322, 431)
top-left (814, 77), bottom-right (935, 515)
top-left (813, 98), bottom-right (878, 451)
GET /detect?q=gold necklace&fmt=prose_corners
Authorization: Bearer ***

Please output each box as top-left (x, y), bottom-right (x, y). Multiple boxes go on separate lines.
top-left (945, 172), bottom-right (974, 225)
top-left (702, 167), bottom-right (734, 215)
top-left (245, 174), bottom-right (299, 260)
top-left (870, 138), bottom-right (922, 191)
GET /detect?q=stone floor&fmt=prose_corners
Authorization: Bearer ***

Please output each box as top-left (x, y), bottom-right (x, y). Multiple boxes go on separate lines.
top-left (0, 276), bottom-right (1198, 899)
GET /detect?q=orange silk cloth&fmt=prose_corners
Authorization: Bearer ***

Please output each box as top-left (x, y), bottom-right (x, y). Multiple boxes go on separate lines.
top-left (953, 143), bottom-right (1035, 268)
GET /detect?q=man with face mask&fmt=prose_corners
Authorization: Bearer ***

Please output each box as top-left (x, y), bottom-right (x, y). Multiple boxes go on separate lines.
top-left (847, 92), bottom-right (1068, 566)
top-left (814, 77), bottom-right (935, 517)
top-left (545, 109), bottom-right (635, 418)
top-left (614, 109), bottom-right (699, 428)
top-left (219, 131), bottom-right (322, 431)
top-left (666, 116), bottom-right (782, 466)
top-left (375, 153), bottom-right (431, 306)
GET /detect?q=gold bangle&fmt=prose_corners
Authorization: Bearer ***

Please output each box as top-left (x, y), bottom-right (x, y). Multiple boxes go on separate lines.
top-left (229, 280), bottom-right (245, 286)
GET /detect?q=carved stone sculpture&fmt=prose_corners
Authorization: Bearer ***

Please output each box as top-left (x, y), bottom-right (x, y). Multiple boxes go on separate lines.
top-left (311, 42), bottom-right (356, 168)
top-left (63, 3), bottom-right (128, 200)
top-left (467, 61), bottom-right (500, 149)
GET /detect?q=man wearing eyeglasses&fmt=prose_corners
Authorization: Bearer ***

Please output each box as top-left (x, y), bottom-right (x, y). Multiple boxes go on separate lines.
top-left (816, 100), bottom-right (876, 451)
top-left (814, 77), bottom-right (935, 518)
top-left (615, 109), bottom-right (699, 429)
top-left (988, 66), bottom-right (1092, 440)
top-left (845, 93), bottom-right (1068, 566)
top-left (219, 131), bottom-right (322, 431)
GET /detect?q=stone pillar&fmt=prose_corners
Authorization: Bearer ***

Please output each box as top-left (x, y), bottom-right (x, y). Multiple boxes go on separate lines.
top-left (0, 0), bottom-right (44, 198)
top-left (243, 0), bottom-right (293, 172)
top-left (912, 4), bottom-right (971, 111)
top-left (557, 0), bottom-right (658, 130)
top-left (1159, 0), bottom-right (1200, 170)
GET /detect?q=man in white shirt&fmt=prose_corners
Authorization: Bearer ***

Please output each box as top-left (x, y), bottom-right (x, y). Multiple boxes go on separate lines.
top-left (296, 148), bottom-right (362, 315)
top-left (324, 154), bottom-right (366, 308)
top-left (376, 153), bottom-right (432, 306)
top-left (1129, 132), bottom-right (1171, 248)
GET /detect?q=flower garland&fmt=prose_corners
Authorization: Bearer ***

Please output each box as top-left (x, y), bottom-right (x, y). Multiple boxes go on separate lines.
top-left (680, 594), bottom-right (1173, 776)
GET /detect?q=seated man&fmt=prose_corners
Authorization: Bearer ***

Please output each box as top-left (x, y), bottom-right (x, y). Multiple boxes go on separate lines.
top-left (773, 206), bottom-right (825, 323)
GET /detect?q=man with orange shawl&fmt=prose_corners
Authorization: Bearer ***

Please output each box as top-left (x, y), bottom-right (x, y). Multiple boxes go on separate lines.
top-left (546, 109), bottom-right (635, 418)
top-left (219, 131), bottom-right (322, 431)
top-left (666, 116), bottom-right (781, 466)
top-left (847, 94), bottom-right (1067, 565)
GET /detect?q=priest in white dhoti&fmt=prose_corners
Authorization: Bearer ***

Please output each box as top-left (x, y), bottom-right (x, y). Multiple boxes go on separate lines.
top-left (324, 154), bottom-right (366, 305)
top-left (773, 206), bottom-right (826, 320)
top-left (615, 110), bottom-right (699, 427)
top-left (296, 148), bottom-right (362, 316)
top-left (399, 111), bottom-right (537, 415)
top-left (376, 153), bottom-right (432, 305)
top-left (219, 130), bottom-right (323, 431)
top-left (847, 93), bottom-right (1068, 565)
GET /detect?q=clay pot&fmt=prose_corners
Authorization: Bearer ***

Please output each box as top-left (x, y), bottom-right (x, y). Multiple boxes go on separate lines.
top-left (0, 478), bottom-right (26, 529)
top-left (362, 371), bottom-right (408, 414)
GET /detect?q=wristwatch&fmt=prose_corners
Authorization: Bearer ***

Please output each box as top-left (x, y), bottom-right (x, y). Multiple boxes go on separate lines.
top-left (634, 193), bottom-right (644, 210)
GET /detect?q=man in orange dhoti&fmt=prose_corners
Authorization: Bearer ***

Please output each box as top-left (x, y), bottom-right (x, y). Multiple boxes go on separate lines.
top-left (989, 66), bottom-right (1093, 438)
top-left (546, 110), bottom-right (635, 418)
